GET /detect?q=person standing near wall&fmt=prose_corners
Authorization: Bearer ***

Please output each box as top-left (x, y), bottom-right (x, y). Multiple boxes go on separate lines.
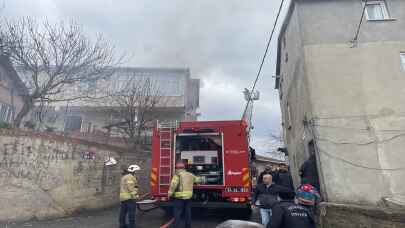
top-left (273, 163), bottom-right (294, 191)
top-left (296, 183), bottom-right (320, 216)
top-left (299, 141), bottom-right (320, 190)
top-left (119, 164), bottom-right (140, 228)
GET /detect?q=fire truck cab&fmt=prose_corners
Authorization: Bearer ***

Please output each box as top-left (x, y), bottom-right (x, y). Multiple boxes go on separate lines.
top-left (150, 120), bottom-right (253, 212)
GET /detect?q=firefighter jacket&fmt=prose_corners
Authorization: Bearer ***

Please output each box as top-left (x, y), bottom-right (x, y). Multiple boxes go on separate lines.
top-left (120, 174), bottom-right (139, 202)
top-left (168, 169), bottom-right (201, 200)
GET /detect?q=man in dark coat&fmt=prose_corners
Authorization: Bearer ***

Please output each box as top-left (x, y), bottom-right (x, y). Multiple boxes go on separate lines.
top-left (252, 174), bottom-right (289, 227)
top-left (274, 163), bottom-right (294, 191)
top-left (299, 154), bottom-right (320, 190)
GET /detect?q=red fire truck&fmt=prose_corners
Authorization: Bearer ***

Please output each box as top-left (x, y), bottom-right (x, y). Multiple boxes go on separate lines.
top-left (150, 120), bottom-right (255, 213)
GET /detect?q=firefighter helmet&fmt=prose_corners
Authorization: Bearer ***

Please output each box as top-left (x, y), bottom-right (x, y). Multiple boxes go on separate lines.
top-left (128, 164), bottom-right (141, 172)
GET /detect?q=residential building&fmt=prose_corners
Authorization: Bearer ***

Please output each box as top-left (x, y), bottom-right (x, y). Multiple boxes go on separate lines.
top-left (276, 0), bottom-right (405, 224)
top-left (37, 67), bottom-right (200, 144)
top-left (0, 55), bottom-right (28, 124)
top-left (254, 153), bottom-right (286, 174)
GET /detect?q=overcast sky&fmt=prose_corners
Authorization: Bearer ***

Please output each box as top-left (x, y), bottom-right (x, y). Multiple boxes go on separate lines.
top-left (2, 0), bottom-right (288, 154)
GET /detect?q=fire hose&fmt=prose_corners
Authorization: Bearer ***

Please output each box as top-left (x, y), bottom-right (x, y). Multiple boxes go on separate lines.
top-left (136, 193), bottom-right (175, 227)
top-left (136, 193), bottom-right (159, 212)
top-left (160, 218), bottom-right (175, 228)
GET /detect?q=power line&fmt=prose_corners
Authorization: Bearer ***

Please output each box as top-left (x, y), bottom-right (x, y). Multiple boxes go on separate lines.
top-left (317, 147), bottom-right (405, 171)
top-left (351, 0), bottom-right (368, 45)
top-left (308, 123), bottom-right (405, 171)
top-left (241, 0), bottom-right (286, 120)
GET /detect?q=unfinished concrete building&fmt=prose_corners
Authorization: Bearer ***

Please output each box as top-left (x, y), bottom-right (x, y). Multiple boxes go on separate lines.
top-left (276, 0), bottom-right (405, 226)
top-left (33, 67), bottom-right (200, 145)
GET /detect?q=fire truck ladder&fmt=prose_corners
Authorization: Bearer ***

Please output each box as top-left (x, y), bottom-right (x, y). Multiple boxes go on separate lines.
top-left (157, 121), bottom-right (178, 195)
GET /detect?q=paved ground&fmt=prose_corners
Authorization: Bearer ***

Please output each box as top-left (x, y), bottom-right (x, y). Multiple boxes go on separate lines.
top-left (1, 206), bottom-right (261, 228)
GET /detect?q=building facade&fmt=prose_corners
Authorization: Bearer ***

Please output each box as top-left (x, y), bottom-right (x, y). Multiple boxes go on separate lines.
top-left (276, 0), bottom-right (405, 211)
top-left (0, 55), bottom-right (27, 125)
top-left (36, 67), bottom-right (200, 145)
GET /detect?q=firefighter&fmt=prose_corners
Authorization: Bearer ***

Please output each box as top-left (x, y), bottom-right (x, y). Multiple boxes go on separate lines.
top-left (168, 162), bottom-right (203, 228)
top-left (119, 164), bottom-right (140, 228)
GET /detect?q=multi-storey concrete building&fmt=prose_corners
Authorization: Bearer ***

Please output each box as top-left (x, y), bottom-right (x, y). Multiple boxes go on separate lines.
top-left (36, 67), bottom-right (199, 144)
top-left (276, 0), bottom-right (405, 226)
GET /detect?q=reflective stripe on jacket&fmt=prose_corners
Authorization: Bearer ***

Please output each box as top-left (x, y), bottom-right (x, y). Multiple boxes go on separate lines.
top-left (168, 169), bottom-right (201, 199)
top-left (120, 174), bottom-right (139, 202)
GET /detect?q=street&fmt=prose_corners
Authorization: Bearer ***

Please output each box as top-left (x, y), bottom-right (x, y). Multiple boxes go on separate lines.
top-left (2, 207), bottom-right (261, 228)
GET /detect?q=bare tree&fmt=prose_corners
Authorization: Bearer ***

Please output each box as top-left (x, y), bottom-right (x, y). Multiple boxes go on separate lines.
top-left (106, 77), bottom-right (164, 148)
top-left (0, 18), bottom-right (119, 127)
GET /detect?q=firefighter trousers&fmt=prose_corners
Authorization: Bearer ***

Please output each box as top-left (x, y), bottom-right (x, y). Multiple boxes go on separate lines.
top-left (173, 199), bottom-right (192, 228)
top-left (119, 199), bottom-right (136, 228)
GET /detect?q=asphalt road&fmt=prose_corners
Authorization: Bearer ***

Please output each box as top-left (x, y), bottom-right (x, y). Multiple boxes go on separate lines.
top-left (1, 206), bottom-right (261, 228)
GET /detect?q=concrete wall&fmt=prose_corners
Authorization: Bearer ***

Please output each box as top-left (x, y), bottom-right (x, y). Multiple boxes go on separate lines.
top-left (184, 78), bottom-right (200, 120)
top-left (298, 0), bottom-right (405, 45)
top-left (304, 42), bottom-right (405, 205)
top-left (278, 2), bottom-right (315, 189)
top-left (0, 130), bottom-right (151, 222)
top-left (318, 203), bottom-right (405, 228)
top-left (278, 0), bottom-right (405, 207)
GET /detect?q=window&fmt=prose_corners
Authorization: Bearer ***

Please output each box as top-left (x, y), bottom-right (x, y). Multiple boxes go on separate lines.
top-left (400, 53), bottom-right (405, 70)
top-left (365, 1), bottom-right (390, 20)
top-left (0, 103), bottom-right (14, 123)
top-left (64, 115), bottom-right (82, 132)
top-left (79, 80), bottom-right (97, 94)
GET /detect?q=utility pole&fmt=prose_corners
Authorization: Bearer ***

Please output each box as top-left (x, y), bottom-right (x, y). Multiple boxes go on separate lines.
top-left (242, 88), bottom-right (260, 144)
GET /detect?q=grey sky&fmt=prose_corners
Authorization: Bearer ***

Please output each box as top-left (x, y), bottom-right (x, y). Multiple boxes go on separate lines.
top-left (2, 0), bottom-right (287, 153)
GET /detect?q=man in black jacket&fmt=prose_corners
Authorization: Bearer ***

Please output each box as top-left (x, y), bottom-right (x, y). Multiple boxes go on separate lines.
top-left (299, 154), bottom-right (320, 190)
top-left (267, 191), bottom-right (315, 228)
top-left (299, 141), bottom-right (320, 190)
top-left (252, 174), bottom-right (289, 227)
top-left (274, 163), bottom-right (294, 191)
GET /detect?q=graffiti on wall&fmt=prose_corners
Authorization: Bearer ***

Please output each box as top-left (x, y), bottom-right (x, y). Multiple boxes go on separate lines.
top-left (0, 142), bottom-right (67, 189)
top-left (0, 138), bottom-right (121, 193)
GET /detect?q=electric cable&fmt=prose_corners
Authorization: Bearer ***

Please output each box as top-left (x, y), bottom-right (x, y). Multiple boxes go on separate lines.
top-left (241, 0), bottom-right (286, 120)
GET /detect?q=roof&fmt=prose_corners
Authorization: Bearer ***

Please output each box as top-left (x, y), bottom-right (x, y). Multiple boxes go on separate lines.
top-left (114, 67), bottom-right (191, 77)
top-left (0, 55), bottom-right (29, 95)
top-left (275, 1), bottom-right (296, 89)
top-left (255, 154), bottom-right (286, 164)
